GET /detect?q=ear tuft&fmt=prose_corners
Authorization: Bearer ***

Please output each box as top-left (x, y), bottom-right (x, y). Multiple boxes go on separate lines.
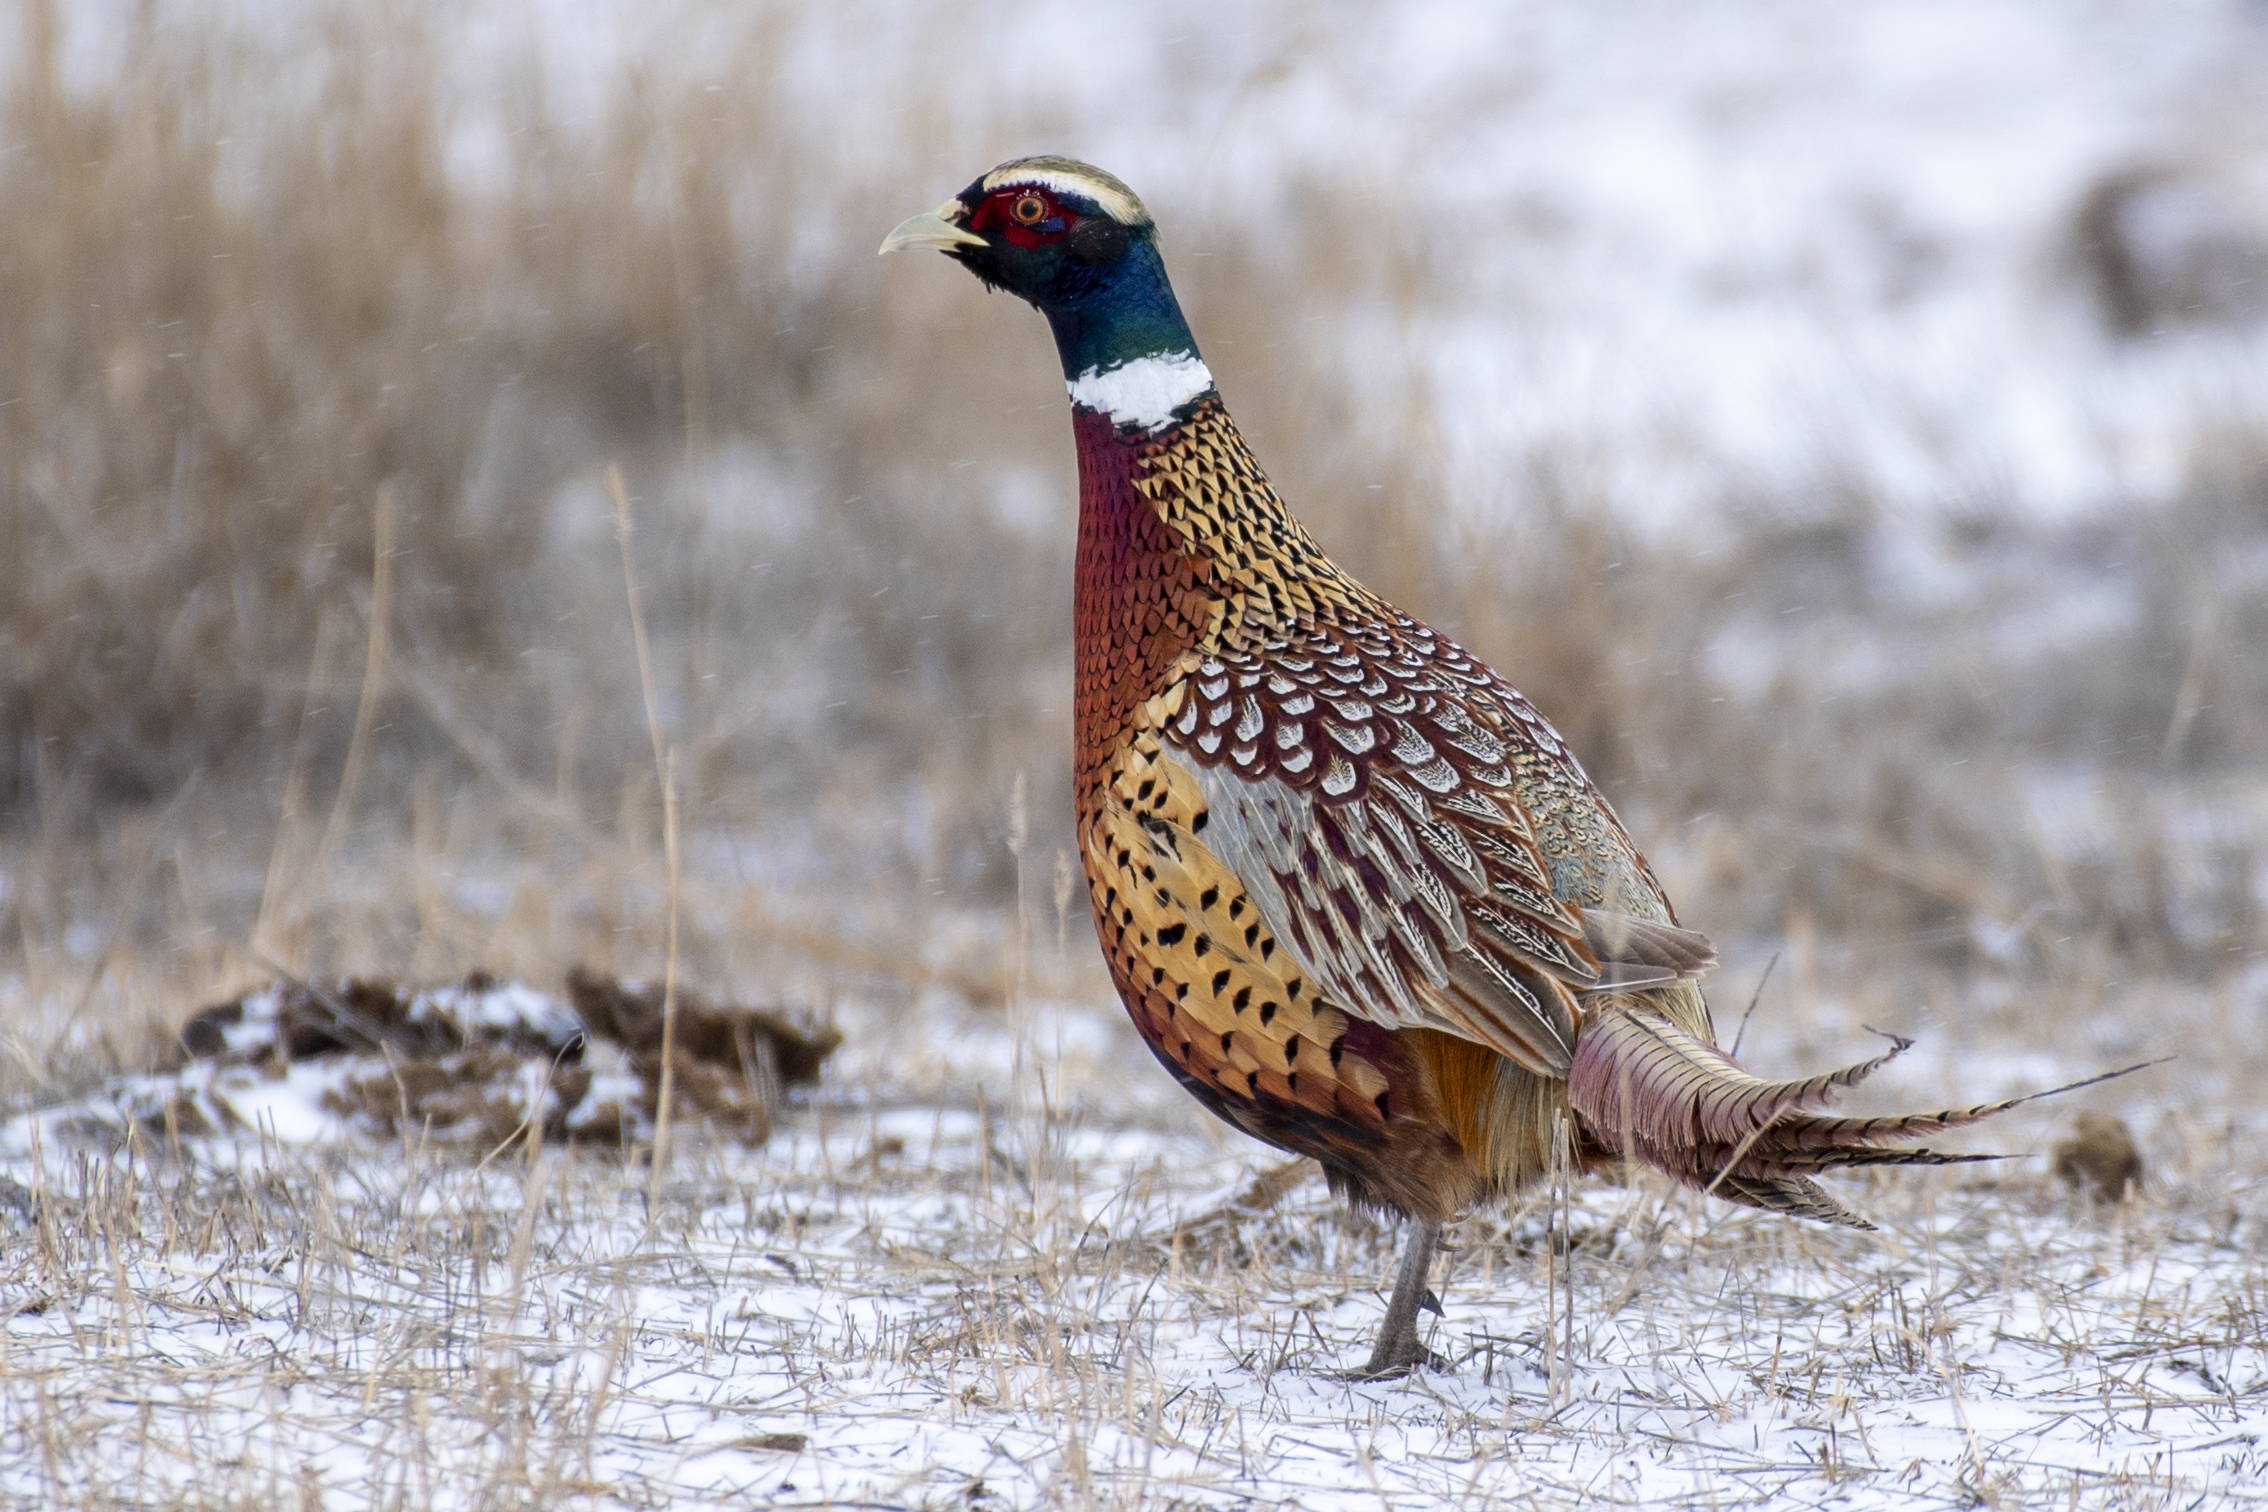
top-left (1069, 217), bottom-right (1130, 268)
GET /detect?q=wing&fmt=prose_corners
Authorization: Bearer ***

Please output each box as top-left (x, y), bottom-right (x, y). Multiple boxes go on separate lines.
top-left (1157, 625), bottom-right (1713, 1077)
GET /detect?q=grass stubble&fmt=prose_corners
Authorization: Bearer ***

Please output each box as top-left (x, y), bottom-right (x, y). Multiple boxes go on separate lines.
top-left (3, 995), bottom-right (2265, 1508)
top-left (2, 0), bottom-right (2267, 1506)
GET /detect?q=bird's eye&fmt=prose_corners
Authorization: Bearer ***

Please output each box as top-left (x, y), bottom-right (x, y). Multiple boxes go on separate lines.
top-left (1011, 193), bottom-right (1050, 226)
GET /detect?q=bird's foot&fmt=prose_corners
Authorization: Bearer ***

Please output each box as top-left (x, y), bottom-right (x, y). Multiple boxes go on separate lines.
top-left (1343, 1325), bottom-right (1446, 1381)
top-left (1338, 1222), bottom-right (1448, 1379)
top-left (1345, 1294), bottom-right (1447, 1379)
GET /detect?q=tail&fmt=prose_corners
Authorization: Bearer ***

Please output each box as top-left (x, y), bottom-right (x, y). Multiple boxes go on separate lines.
top-left (1568, 1006), bottom-right (2152, 1229)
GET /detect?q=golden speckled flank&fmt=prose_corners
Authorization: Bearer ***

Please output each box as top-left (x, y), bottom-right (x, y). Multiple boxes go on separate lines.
top-left (1083, 729), bottom-right (1387, 1130)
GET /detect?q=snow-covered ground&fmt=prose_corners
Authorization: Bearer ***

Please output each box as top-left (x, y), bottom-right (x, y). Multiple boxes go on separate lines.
top-left (3, 985), bottom-right (2259, 1510)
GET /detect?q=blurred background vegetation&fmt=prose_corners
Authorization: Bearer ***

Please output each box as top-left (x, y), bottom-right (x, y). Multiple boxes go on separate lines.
top-left (2, 0), bottom-right (2264, 1103)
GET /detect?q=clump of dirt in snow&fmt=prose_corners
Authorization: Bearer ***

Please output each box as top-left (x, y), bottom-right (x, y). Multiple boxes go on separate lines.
top-left (2051, 1111), bottom-right (2145, 1202)
top-left (67, 969), bottom-right (840, 1153)
top-left (561, 968), bottom-right (843, 1143)
top-left (176, 970), bottom-right (581, 1066)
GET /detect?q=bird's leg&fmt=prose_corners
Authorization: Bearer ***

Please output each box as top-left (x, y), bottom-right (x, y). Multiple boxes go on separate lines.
top-left (1356, 1219), bottom-right (1444, 1378)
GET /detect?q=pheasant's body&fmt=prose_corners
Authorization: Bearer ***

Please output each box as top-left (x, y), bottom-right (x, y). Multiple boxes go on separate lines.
top-left (886, 157), bottom-right (2079, 1373)
top-left (1071, 394), bottom-right (1688, 1221)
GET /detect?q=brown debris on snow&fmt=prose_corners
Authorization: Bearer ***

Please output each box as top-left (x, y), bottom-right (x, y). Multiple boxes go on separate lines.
top-left (178, 976), bottom-right (469, 1063)
top-left (2052, 1111), bottom-right (2144, 1203)
top-left (564, 968), bottom-right (844, 1144)
top-left (329, 1044), bottom-right (588, 1148)
top-left (564, 969), bottom-right (842, 1088)
top-left (169, 969), bottom-right (840, 1150)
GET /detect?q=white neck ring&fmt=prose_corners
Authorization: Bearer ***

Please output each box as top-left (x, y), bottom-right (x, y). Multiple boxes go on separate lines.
top-left (1065, 352), bottom-right (1213, 432)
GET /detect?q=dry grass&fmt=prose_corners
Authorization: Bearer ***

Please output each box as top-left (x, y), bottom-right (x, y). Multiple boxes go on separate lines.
top-left (2, 0), bottom-right (2267, 1504)
top-left (3, 1), bottom-right (2262, 1030)
top-left (2, 991), bottom-right (2261, 1509)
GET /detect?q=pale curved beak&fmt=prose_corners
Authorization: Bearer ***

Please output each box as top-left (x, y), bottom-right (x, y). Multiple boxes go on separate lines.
top-left (879, 201), bottom-right (987, 255)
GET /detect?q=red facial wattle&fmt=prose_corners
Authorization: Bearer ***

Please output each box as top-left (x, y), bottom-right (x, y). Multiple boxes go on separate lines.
top-left (968, 187), bottom-right (1072, 248)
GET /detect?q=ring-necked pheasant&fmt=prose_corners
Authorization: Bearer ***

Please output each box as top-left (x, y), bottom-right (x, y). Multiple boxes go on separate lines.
top-left (883, 158), bottom-right (2092, 1376)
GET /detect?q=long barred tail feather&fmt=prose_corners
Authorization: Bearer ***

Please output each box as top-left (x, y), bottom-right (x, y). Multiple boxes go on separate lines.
top-left (1569, 1006), bottom-right (2160, 1225)
top-left (1709, 1175), bottom-right (1875, 1229)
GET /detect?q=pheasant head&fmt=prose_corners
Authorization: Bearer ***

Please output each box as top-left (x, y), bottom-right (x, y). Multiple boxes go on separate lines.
top-left (881, 156), bottom-right (1214, 429)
